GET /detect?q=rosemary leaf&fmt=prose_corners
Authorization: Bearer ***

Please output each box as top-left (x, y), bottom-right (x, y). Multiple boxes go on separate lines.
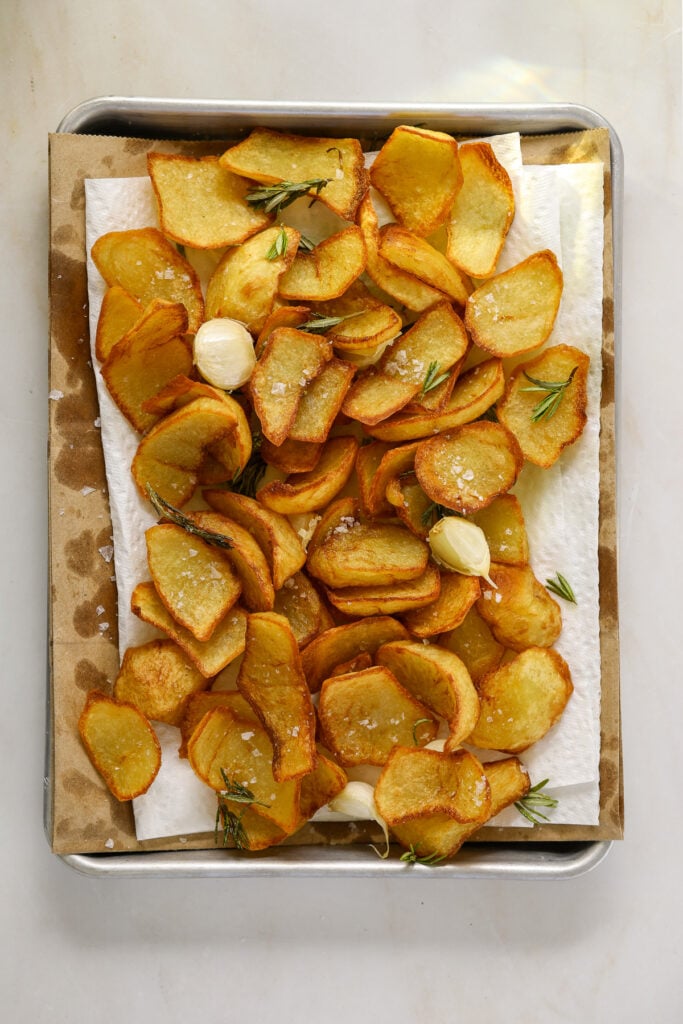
top-left (146, 485), bottom-right (233, 550)
top-left (420, 501), bottom-right (463, 529)
top-left (545, 572), bottom-right (577, 604)
top-left (230, 433), bottom-right (266, 498)
top-left (298, 310), bottom-right (364, 334)
top-left (246, 178), bottom-right (330, 216)
top-left (400, 844), bottom-right (446, 866)
top-left (514, 778), bottom-right (559, 825)
top-left (214, 770), bottom-right (270, 850)
top-left (521, 367), bottom-right (577, 422)
top-left (420, 361), bottom-right (450, 400)
top-left (265, 225), bottom-right (288, 261)
top-left (298, 234), bottom-right (316, 253)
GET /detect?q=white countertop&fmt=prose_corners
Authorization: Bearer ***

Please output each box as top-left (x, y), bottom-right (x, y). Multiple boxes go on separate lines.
top-left (3, 1), bottom-right (682, 1020)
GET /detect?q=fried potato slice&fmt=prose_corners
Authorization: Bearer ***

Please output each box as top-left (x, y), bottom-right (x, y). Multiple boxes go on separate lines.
top-left (78, 690), bottom-right (161, 800)
top-left (95, 284), bottom-right (142, 362)
top-left (468, 494), bottom-right (529, 566)
top-left (465, 250), bottom-right (563, 357)
top-left (205, 224), bottom-right (300, 333)
top-left (255, 305), bottom-right (310, 357)
top-left (496, 344), bottom-right (590, 468)
top-left (401, 572), bottom-right (481, 638)
top-left (375, 747), bottom-right (490, 828)
top-left (355, 441), bottom-right (391, 518)
top-left (370, 125), bottom-right (463, 236)
top-left (131, 581), bottom-right (247, 678)
top-left (366, 357), bottom-right (505, 442)
top-left (301, 616), bottom-right (409, 692)
top-left (132, 395), bottom-right (252, 506)
top-left (476, 563), bottom-right (562, 651)
top-left (202, 489), bottom-right (306, 590)
top-left (439, 605), bottom-right (505, 685)
top-left (279, 226), bottom-right (366, 302)
top-left (236, 612), bottom-right (317, 781)
top-left (113, 639), bottom-right (208, 726)
top-left (466, 647), bottom-right (573, 753)
top-left (366, 441), bottom-right (421, 518)
top-left (91, 227), bottom-right (204, 332)
top-left (249, 326), bottom-right (332, 445)
top-left (385, 472), bottom-right (433, 538)
top-left (327, 302), bottom-right (402, 355)
top-left (379, 225), bottom-right (472, 307)
top-left (100, 299), bottom-right (192, 434)
top-left (141, 374), bottom-right (224, 417)
top-left (307, 518), bottom-right (429, 589)
top-left (219, 127), bottom-right (368, 220)
top-left (187, 707), bottom-right (301, 834)
top-left (261, 436), bottom-right (323, 474)
top-left (299, 749), bottom-right (348, 821)
top-left (445, 142), bottom-right (515, 278)
top-left (325, 562), bottom-right (441, 617)
top-left (341, 301), bottom-right (470, 426)
top-left (256, 434), bottom-right (359, 514)
top-left (145, 523), bottom-right (242, 641)
top-left (187, 510), bottom-right (275, 612)
top-left (272, 571), bottom-right (329, 647)
top-left (482, 757), bottom-right (531, 817)
top-left (288, 359), bottom-right (356, 443)
top-left (178, 689), bottom-right (258, 758)
top-left (148, 152), bottom-right (272, 248)
top-left (318, 666), bottom-right (438, 766)
top-left (376, 640), bottom-right (479, 743)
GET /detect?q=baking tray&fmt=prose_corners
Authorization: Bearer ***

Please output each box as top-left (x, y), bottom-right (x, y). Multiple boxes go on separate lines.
top-left (49, 97), bottom-right (622, 879)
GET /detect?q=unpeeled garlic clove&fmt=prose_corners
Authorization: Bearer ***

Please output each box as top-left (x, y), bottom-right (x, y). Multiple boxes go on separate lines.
top-left (193, 317), bottom-right (256, 390)
top-left (428, 515), bottom-right (495, 586)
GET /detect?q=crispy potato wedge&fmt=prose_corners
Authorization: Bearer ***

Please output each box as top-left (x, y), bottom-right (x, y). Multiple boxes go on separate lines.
top-left (385, 472), bottom-right (433, 538)
top-left (187, 510), bottom-right (275, 612)
top-left (379, 225), bottom-right (472, 307)
top-left (131, 581), bottom-right (247, 678)
top-left (468, 494), bottom-right (529, 566)
top-left (237, 612), bottom-right (317, 781)
top-left (307, 518), bottom-right (429, 589)
top-left (147, 152), bottom-right (272, 249)
top-left (178, 689), bottom-right (259, 758)
top-left (279, 226), bottom-right (366, 302)
top-left (329, 652), bottom-right (373, 676)
top-left (257, 434), bottom-right (359, 514)
top-left (202, 489), bottom-right (306, 590)
top-left (101, 300), bottom-right (192, 433)
top-left (445, 142), bottom-right (515, 278)
top-left (272, 571), bottom-right (329, 647)
top-left (304, 495), bottom-right (357, 559)
top-left (376, 640), bottom-right (479, 743)
top-left (327, 303), bottom-right (402, 353)
top-left (249, 326), bottom-right (332, 445)
top-left (205, 224), bottom-right (300, 333)
top-left (288, 359), bottom-right (356, 443)
top-left (261, 436), bottom-right (323, 474)
top-left (95, 284), bottom-right (142, 362)
top-left (113, 639), bottom-right (208, 726)
top-left (370, 125), bottom-right (463, 236)
top-left (365, 442), bottom-right (421, 518)
top-left (438, 605), bottom-right (505, 685)
top-left (141, 374), bottom-right (224, 417)
top-left (298, 749), bottom-right (348, 821)
top-left (255, 305), bottom-right (310, 358)
top-left (482, 757), bottom-right (531, 818)
top-left (91, 227), bottom-right (204, 333)
top-left (465, 250), bottom-right (563, 357)
top-left (355, 441), bottom-right (391, 518)
top-left (496, 344), bottom-right (590, 468)
top-left (466, 647), bottom-right (573, 753)
top-left (219, 127), bottom-right (368, 220)
top-left (318, 666), bottom-right (438, 766)
top-left (414, 421), bottom-right (524, 513)
top-left (401, 572), bottom-right (481, 638)
top-left (366, 357), bottom-right (505, 443)
top-left (78, 690), bottom-right (161, 800)
top-left (325, 562), bottom-right (441, 618)
top-left (476, 563), bottom-right (562, 651)
top-left (301, 615), bottom-right (409, 692)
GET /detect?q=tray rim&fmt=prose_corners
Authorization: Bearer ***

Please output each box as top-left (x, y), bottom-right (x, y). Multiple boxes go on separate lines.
top-left (48, 96), bottom-right (622, 880)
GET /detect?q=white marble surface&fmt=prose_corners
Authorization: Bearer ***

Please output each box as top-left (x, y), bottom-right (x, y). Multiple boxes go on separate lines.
top-left (2, 1), bottom-right (682, 1020)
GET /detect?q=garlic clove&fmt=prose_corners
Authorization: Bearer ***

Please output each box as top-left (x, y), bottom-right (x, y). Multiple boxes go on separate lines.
top-left (328, 780), bottom-right (390, 857)
top-left (428, 515), bottom-right (495, 586)
top-left (193, 317), bottom-right (256, 390)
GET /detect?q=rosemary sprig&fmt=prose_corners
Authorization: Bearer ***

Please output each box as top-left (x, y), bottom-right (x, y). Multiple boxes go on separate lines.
top-left (400, 844), bottom-right (446, 866)
top-left (412, 718), bottom-right (432, 745)
top-left (298, 234), bottom-right (316, 253)
top-left (420, 501), bottom-right (463, 528)
top-left (521, 367), bottom-right (577, 422)
top-left (546, 572), bottom-right (577, 604)
top-left (298, 310), bottom-right (364, 334)
top-left (514, 778), bottom-right (559, 825)
top-left (214, 769), bottom-right (270, 850)
top-left (230, 433), bottom-right (267, 498)
top-left (146, 485), bottom-right (232, 550)
top-left (246, 178), bottom-right (330, 216)
top-left (265, 225), bottom-right (289, 260)
top-left (420, 361), bottom-right (450, 400)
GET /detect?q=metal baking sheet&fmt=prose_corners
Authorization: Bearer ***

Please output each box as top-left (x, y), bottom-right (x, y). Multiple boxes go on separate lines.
top-left (49, 97), bottom-right (622, 879)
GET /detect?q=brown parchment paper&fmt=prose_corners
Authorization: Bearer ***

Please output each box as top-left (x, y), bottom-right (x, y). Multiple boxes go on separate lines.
top-left (47, 127), bottom-right (622, 856)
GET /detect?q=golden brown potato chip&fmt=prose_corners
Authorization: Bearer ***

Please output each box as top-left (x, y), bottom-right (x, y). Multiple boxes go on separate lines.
top-left (482, 757), bottom-right (531, 817)
top-left (403, 361), bottom-right (462, 415)
top-left (187, 510), bottom-right (275, 612)
top-left (401, 572), bottom-right (481, 638)
top-left (445, 142), bottom-right (515, 278)
top-left (288, 359), bottom-right (356, 444)
top-left (237, 612), bottom-right (317, 781)
top-left (476, 563), bottom-right (562, 652)
top-left (95, 284), bottom-right (142, 362)
top-left (140, 374), bottom-right (224, 417)
top-left (249, 326), bottom-right (332, 445)
top-left (307, 518), bottom-right (429, 589)
top-left (438, 605), bottom-right (505, 685)
top-left (205, 224), bottom-right (300, 333)
top-left (178, 690), bottom-right (258, 758)
top-left (465, 250), bottom-right (563, 357)
top-left (370, 125), bottom-right (463, 236)
top-left (326, 302), bottom-right (402, 354)
top-left (113, 639), bottom-right (207, 726)
top-left (298, 749), bottom-right (348, 821)
top-left (272, 571), bottom-right (329, 647)
top-left (301, 615), bottom-right (409, 693)
top-left (279, 226), bottom-right (366, 302)
top-left (219, 128), bottom-right (368, 220)
top-left (148, 152), bottom-right (272, 248)
top-left (375, 747), bottom-right (490, 828)
top-left (496, 344), bottom-right (590, 468)
top-left (131, 581), bottom-right (247, 678)
top-left (91, 227), bottom-right (204, 332)
top-left (255, 305), bottom-right (310, 357)
top-left (468, 494), bottom-right (529, 566)
top-left (385, 472), bottom-right (433, 538)
top-left (256, 434), bottom-right (359, 514)
top-left (318, 666), bottom-right (438, 766)
top-left (100, 300), bottom-right (192, 434)
top-left (325, 562), bottom-right (441, 618)
top-left (328, 652), bottom-right (374, 677)
top-left (355, 441), bottom-right (392, 518)
top-left (379, 225), bottom-right (472, 307)
top-left (414, 421), bottom-right (523, 514)
top-left (261, 436), bottom-right (323, 474)
top-left (78, 690), bottom-right (161, 800)
top-left (466, 647), bottom-right (573, 753)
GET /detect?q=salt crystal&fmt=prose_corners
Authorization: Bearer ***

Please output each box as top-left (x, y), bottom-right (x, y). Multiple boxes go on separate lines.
top-left (81, 486), bottom-right (96, 496)
top-left (48, 389), bottom-right (64, 401)
top-left (104, 838), bottom-right (114, 849)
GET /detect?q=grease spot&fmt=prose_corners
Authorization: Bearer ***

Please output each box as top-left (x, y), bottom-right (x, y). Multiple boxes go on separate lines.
top-left (73, 581), bottom-right (118, 643)
top-left (65, 530), bottom-right (95, 577)
top-left (53, 224), bottom-right (78, 246)
top-left (75, 658), bottom-right (111, 693)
